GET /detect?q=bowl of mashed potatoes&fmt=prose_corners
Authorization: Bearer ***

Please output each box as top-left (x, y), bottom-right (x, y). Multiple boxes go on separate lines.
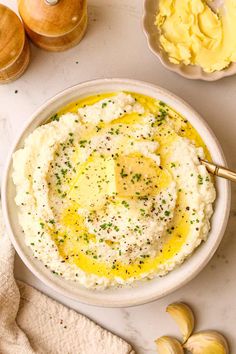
top-left (143, 0), bottom-right (236, 80)
top-left (1, 79), bottom-right (230, 306)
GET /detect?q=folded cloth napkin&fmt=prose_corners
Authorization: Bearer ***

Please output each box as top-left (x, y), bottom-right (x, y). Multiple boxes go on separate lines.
top-left (0, 208), bottom-right (135, 354)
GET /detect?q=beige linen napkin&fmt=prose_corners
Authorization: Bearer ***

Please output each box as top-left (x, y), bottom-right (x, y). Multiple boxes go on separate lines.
top-left (0, 208), bottom-right (135, 354)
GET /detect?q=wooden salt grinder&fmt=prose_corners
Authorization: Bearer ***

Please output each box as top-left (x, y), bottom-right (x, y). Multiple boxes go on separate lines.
top-left (18, 0), bottom-right (88, 52)
top-left (0, 4), bottom-right (30, 84)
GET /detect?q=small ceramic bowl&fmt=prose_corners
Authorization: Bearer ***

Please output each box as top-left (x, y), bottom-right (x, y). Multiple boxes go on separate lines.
top-left (1, 79), bottom-right (231, 307)
top-left (142, 0), bottom-right (236, 81)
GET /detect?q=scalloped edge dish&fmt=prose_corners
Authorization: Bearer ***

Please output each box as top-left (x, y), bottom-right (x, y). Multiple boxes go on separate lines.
top-left (142, 0), bottom-right (236, 81)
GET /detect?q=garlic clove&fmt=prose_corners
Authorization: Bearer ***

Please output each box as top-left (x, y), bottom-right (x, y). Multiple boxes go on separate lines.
top-left (166, 302), bottom-right (194, 342)
top-left (184, 331), bottom-right (229, 354)
top-left (155, 336), bottom-right (184, 354)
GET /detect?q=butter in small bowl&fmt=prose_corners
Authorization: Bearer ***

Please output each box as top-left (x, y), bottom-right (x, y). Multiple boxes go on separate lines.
top-left (143, 0), bottom-right (236, 80)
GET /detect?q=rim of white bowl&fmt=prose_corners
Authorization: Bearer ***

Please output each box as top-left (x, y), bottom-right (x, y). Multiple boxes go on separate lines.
top-left (1, 78), bottom-right (231, 307)
top-left (142, 0), bottom-right (236, 81)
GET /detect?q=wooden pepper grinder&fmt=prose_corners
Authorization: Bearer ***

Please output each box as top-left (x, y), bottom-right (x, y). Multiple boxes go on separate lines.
top-left (0, 4), bottom-right (30, 84)
top-left (18, 0), bottom-right (88, 52)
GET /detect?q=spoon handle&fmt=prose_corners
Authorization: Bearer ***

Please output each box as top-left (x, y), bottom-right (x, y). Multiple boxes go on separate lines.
top-left (201, 160), bottom-right (236, 183)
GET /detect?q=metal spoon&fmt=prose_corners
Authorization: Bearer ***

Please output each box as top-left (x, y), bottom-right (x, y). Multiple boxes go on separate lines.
top-left (201, 160), bottom-right (236, 183)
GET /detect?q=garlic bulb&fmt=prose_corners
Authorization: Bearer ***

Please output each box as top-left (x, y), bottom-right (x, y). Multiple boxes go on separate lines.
top-left (166, 302), bottom-right (194, 342)
top-left (184, 331), bottom-right (229, 354)
top-left (155, 336), bottom-right (184, 354)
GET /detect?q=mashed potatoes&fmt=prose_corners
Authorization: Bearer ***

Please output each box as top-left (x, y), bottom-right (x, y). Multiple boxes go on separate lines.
top-left (12, 92), bottom-right (216, 289)
top-left (156, 0), bottom-right (236, 73)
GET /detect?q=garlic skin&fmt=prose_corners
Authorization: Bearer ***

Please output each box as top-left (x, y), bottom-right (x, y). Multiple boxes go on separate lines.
top-left (155, 336), bottom-right (184, 354)
top-left (184, 331), bottom-right (229, 354)
top-left (166, 302), bottom-right (194, 342)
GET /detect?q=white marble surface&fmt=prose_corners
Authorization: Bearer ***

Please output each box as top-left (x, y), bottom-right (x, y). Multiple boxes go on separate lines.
top-left (0, 1), bottom-right (236, 353)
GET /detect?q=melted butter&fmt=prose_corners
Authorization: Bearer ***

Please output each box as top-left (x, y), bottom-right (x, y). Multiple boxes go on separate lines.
top-left (115, 154), bottom-right (171, 197)
top-left (52, 194), bottom-right (189, 280)
top-left (48, 92), bottom-right (211, 281)
top-left (68, 155), bottom-right (116, 210)
top-left (58, 93), bottom-right (116, 116)
top-left (73, 206), bottom-right (189, 281)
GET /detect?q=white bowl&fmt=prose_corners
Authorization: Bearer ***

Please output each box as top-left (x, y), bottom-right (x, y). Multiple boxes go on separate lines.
top-left (143, 0), bottom-right (236, 81)
top-left (1, 79), bottom-right (231, 307)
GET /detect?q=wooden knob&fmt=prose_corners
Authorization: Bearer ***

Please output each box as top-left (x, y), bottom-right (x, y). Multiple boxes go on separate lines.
top-left (18, 0), bottom-right (88, 52)
top-left (0, 4), bottom-right (30, 84)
